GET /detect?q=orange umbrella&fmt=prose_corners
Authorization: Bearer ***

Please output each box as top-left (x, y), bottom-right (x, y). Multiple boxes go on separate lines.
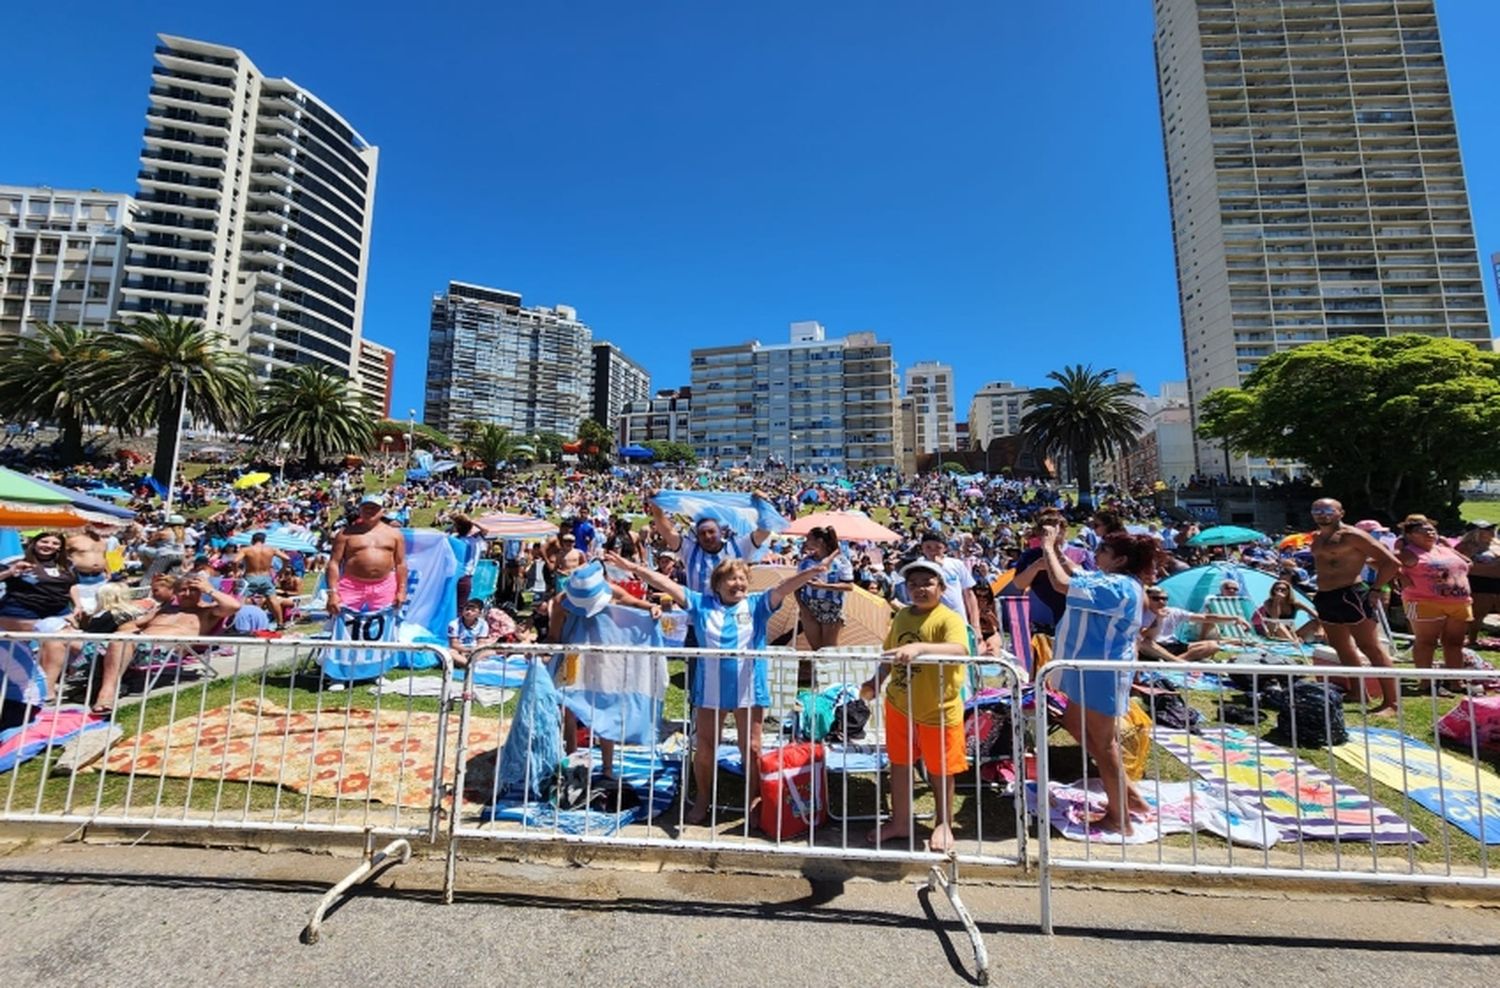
top-left (1277, 532), bottom-right (1314, 551)
top-left (0, 500), bottom-right (98, 529)
top-left (781, 510), bottom-right (901, 543)
top-left (749, 565), bottom-right (892, 649)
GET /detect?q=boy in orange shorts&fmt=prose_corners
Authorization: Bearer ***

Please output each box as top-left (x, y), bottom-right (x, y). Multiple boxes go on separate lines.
top-left (861, 558), bottom-right (973, 852)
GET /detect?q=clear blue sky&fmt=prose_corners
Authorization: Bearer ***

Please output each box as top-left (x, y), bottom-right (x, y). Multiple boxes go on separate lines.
top-left (4, 2), bottom-right (1499, 426)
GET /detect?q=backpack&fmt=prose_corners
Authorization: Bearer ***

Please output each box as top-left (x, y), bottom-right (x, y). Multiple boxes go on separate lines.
top-left (963, 703), bottom-right (1014, 761)
top-left (1265, 681), bottom-right (1347, 748)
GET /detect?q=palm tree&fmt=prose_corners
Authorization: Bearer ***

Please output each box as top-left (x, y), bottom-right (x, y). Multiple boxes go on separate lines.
top-left (462, 423), bottom-right (516, 479)
top-left (246, 364), bottom-right (376, 470)
top-left (91, 313), bottom-right (256, 487)
top-left (0, 323), bottom-right (106, 463)
top-left (1020, 365), bottom-right (1146, 509)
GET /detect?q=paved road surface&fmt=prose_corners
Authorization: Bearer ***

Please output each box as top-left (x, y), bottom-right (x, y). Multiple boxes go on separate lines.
top-left (0, 842), bottom-right (1495, 987)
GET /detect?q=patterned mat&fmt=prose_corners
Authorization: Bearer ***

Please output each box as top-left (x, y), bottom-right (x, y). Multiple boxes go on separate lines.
top-left (1332, 727), bottom-right (1500, 844)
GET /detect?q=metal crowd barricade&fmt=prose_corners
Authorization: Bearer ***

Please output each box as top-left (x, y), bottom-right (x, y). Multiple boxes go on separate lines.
top-left (0, 629), bottom-right (454, 943)
top-left (442, 642), bottom-right (1029, 985)
top-left (1033, 657), bottom-right (1500, 934)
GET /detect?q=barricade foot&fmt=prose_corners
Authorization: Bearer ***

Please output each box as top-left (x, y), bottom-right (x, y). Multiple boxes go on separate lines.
top-left (926, 860), bottom-right (990, 985)
top-left (303, 837), bottom-right (412, 945)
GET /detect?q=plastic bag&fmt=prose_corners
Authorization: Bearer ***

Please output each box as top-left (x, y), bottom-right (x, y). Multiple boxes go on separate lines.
top-left (1119, 699), bottom-right (1153, 781)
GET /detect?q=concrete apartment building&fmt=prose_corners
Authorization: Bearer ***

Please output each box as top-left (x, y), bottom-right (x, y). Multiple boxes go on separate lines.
top-left (1098, 381), bottom-right (1196, 488)
top-left (0, 186), bottom-right (137, 338)
top-left (356, 338), bottom-right (395, 417)
top-left (689, 321), bottom-right (899, 471)
top-left (617, 388), bottom-right (692, 447)
top-left (967, 380), bottom-right (1030, 448)
top-left (424, 281), bottom-right (591, 438)
top-left (120, 34), bottom-right (379, 382)
top-left (1154, 0), bottom-right (1491, 477)
top-left (903, 361), bottom-right (956, 456)
top-left (589, 341), bottom-right (651, 430)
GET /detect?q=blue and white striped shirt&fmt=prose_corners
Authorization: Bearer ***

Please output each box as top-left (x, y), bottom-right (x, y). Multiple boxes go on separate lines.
top-left (683, 588), bottom-right (774, 710)
top-left (1053, 571), bottom-right (1144, 663)
top-left (679, 529), bottom-right (764, 594)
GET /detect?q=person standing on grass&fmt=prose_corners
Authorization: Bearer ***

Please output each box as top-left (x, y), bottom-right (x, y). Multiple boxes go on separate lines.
top-left (1309, 498), bottom-right (1400, 715)
top-left (1038, 523), bottom-right (1156, 837)
top-left (859, 558), bottom-right (972, 853)
top-left (1394, 515), bottom-right (1472, 684)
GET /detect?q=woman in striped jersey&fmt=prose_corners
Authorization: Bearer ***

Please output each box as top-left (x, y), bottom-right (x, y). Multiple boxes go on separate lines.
top-left (604, 550), bottom-right (827, 826)
top-left (1038, 523), bottom-right (1159, 836)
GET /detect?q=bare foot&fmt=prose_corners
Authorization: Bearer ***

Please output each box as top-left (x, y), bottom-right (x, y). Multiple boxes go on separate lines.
top-left (1096, 808), bottom-right (1135, 837)
top-left (927, 823), bottom-right (956, 854)
top-left (683, 801), bottom-right (710, 826)
top-left (1127, 791), bottom-right (1152, 816)
top-left (1367, 703), bottom-right (1398, 719)
top-left (867, 820), bottom-right (910, 846)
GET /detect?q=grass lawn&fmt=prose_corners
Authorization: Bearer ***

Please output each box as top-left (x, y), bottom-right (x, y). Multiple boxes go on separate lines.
top-left (1460, 498), bottom-right (1500, 524)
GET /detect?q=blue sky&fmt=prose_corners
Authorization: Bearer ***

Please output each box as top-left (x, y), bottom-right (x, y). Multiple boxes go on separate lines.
top-left (4, 2), bottom-right (1499, 426)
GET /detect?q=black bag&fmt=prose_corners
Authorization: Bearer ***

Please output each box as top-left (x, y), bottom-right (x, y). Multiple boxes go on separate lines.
top-left (826, 698), bottom-right (871, 743)
top-left (963, 703), bottom-right (1014, 760)
top-left (1265, 681), bottom-right (1348, 748)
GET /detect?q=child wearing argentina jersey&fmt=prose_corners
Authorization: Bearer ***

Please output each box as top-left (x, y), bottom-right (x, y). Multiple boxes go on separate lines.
top-left (1037, 522), bottom-right (1158, 838)
top-left (604, 550), bottom-right (827, 826)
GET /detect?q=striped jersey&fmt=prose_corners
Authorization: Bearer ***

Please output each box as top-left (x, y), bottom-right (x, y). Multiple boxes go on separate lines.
top-left (1053, 571), bottom-right (1144, 662)
top-left (679, 529), bottom-right (764, 594)
top-left (683, 588), bottom-right (774, 710)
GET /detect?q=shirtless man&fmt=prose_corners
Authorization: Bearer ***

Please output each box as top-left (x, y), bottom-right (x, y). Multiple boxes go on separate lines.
top-left (94, 573), bottom-right (241, 713)
top-left (325, 495), bottom-right (408, 617)
top-left (241, 532), bottom-right (290, 623)
top-left (66, 528), bottom-right (110, 615)
top-left (1309, 498), bottom-right (1400, 714)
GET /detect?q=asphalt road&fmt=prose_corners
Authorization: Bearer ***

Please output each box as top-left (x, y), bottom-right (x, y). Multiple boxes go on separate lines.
top-left (0, 842), bottom-right (1496, 987)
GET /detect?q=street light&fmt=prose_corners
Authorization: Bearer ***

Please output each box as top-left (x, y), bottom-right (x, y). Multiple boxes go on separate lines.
top-left (277, 440), bottom-right (291, 484)
top-left (406, 408), bottom-right (416, 470)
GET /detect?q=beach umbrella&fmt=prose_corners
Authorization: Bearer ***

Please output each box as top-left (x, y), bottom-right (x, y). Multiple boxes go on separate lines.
top-left (232, 472), bottom-right (272, 490)
top-left (473, 513), bottom-right (559, 539)
top-left (229, 529), bottom-right (319, 553)
top-left (751, 565), bottom-right (892, 649)
top-left (1156, 562), bottom-right (1314, 628)
top-left (963, 487), bottom-right (983, 498)
top-left (90, 486), bottom-right (134, 502)
top-left (1187, 524), bottom-right (1268, 547)
top-left (1278, 532), bottom-right (1315, 551)
top-left (21, 471), bottom-right (136, 520)
top-left (781, 510), bottom-right (901, 543)
top-left (618, 444), bottom-right (654, 460)
top-left (0, 466), bottom-right (114, 529)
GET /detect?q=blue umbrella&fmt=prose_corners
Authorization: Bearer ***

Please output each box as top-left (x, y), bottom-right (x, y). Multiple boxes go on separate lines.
top-left (618, 444), bottom-right (654, 460)
top-left (1187, 525), bottom-right (1268, 547)
top-left (1156, 562), bottom-right (1314, 628)
top-left (90, 486), bottom-right (134, 501)
top-left (18, 470), bottom-right (136, 520)
top-left (229, 530), bottom-right (319, 553)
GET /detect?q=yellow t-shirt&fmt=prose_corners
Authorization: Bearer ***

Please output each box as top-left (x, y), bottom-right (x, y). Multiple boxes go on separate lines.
top-left (883, 602), bottom-right (971, 727)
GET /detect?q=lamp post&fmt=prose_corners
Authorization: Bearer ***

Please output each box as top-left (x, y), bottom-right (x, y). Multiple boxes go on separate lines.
top-left (406, 408), bottom-right (416, 470)
top-left (277, 440), bottom-right (291, 485)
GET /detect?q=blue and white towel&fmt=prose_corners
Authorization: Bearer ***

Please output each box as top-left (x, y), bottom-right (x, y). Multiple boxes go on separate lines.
top-left (557, 601), bottom-right (670, 746)
top-left (648, 490), bottom-right (788, 537)
top-left (483, 748), bottom-right (683, 836)
top-left (318, 606), bottom-right (401, 682)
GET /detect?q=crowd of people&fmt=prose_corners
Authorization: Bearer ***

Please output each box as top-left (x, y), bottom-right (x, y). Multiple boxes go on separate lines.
top-left (2, 448), bottom-right (1498, 843)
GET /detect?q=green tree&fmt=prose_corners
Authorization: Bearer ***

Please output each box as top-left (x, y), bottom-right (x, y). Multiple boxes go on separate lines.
top-left (91, 314), bottom-right (256, 487)
top-left (577, 418), bottom-right (613, 469)
top-left (375, 419), bottom-right (454, 453)
top-left (245, 364), bottom-right (376, 470)
top-left (462, 423), bottom-right (517, 479)
top-left (1021, 365), bottom-right (1145, 508)
top-left (0, 323), bottom-right (105, 463)
top-left (643, 439), bottom-right (697, 464)
top-left (534, 432), bottom-right (566, 464)
top-left (1199, 335), bottom-right (1500, 524)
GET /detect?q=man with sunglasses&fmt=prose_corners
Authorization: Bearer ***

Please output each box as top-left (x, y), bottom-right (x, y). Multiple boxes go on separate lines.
top-left (1309, 498), bottom-right (1400, 715)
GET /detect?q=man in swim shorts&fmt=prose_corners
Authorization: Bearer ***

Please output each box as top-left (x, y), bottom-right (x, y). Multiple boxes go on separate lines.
top-left (1309, 498), bottom-right (1400, 715)
top-left (325, 495), bottom-right (407, 616)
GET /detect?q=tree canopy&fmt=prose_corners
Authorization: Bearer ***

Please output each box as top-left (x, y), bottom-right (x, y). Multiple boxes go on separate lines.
top-left (1021, 365), bottom-right (1146, 508)
top-left (246, 364), bottom-right (376, 469)
top-left (1198, 334), bottom-right (1500, 523)
top-left (643, 439), bottom-right (696, 464)
top-left (0, 323), bottom-right (105, 463)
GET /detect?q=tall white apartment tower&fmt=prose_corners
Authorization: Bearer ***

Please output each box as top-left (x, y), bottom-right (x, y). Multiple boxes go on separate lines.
top-left (1154, 0), bottom-right (1490, 476)
top-left (903, 361), bottom-right (957, 455)
top-left (119, 34), bottom-right (379, 380)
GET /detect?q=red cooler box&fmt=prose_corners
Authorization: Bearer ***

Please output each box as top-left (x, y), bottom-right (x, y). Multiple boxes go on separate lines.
top-left (758, 742), bottom-right (828, 839)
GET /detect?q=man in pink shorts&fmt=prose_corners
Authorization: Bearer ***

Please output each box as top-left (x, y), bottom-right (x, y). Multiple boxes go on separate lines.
top-left (326, 494), bottom-right (407, 616)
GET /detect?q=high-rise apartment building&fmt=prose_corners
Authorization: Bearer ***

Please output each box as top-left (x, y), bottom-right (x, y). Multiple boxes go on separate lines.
top-left (424, 281), bottom-right (591, 437)
top-left (589, 342), bottom-right (651, 429)
top-left (1492, 252), bottom-right (1499, 301)
top-left (120, 34), bottom-right (379, 381)
top-left (688, 322), bottom-right (899, 471)
top-left (1154, 0), bottom-right (1491, 476)
top-left (617, 388), bottom-right (692, 447)
top-left (0, 186), bottom-right (137, 338)
top-left (967, 380), bottom-right (1030, 448)
top-left (355, 338), bottom-right (395, 417)
top-left (903, 361), bottom-right (956, 455)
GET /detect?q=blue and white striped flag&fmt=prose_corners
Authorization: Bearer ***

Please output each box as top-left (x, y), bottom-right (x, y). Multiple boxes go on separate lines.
top-left (557, 603), bottom-right (670, 746)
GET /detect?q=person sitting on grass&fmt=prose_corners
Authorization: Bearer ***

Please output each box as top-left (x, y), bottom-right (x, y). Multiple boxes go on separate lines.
top-left (602, 550), bottom-right (827, 826)
top-left (859, 558), bottom-right (973, 853)
top-left (447, 598), bottom-right (498, 668)
top-left (1138, 587), bottom-right (1252, 662)
top-left (1038, 522), bottom-right (1157, 836)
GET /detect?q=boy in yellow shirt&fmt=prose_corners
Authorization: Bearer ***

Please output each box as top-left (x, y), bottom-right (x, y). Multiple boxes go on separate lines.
top-left (861, 558), bottom-right (972, 852)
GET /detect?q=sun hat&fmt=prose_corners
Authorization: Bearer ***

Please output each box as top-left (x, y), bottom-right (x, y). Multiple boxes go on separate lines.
top-left (563, 561), bottom-right (611, 618)
top-left (899, 558), bottom-right (946, 582)
top-left (360, 494), bottom-right (385, 507)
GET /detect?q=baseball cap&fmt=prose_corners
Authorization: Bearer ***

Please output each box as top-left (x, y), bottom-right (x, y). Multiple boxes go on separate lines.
top-left (899, 558), bottom-right (946, 582)
top-left (1468, 519), bottom-right (1495, 531)
top-left (919, 530), bottom-right (945, 545)
top-left (359, 494), bottom-right (385, 507)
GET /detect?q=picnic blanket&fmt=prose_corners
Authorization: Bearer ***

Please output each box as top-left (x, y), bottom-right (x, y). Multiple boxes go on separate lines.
top-left (372, 675), bottom-right (513, 708)
top-left (0, 705), bottom-right (110, 774)
top-left (482, 748), bottom-right (683, 836)
top-left (102, 698), bottom-right (505, 810)
top-left (1154, 727), bottom-right (1421, 844)
top-left (1332, 727), bottom-right (1500, 844)
top-left (1024, 777), bottom-right (1281, 848)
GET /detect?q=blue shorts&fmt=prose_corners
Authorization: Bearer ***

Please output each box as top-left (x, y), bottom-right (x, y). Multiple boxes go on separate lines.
top-left (1058, 664), bottom-right (1132, 718)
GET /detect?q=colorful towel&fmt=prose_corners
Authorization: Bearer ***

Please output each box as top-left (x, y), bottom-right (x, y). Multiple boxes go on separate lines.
top-left (1155, 727), bottom-right (1422, 844)
top-left (0, 705), bottom-right (110, 773)
top-left (1332, 727), bottom-right (1500, 844)
top-left (482, 747), bottom-right (683, 836)
top-left (102, 698), bottom-right (505, 811)
top-left (1024, 777), bottom-right (1281, 848)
